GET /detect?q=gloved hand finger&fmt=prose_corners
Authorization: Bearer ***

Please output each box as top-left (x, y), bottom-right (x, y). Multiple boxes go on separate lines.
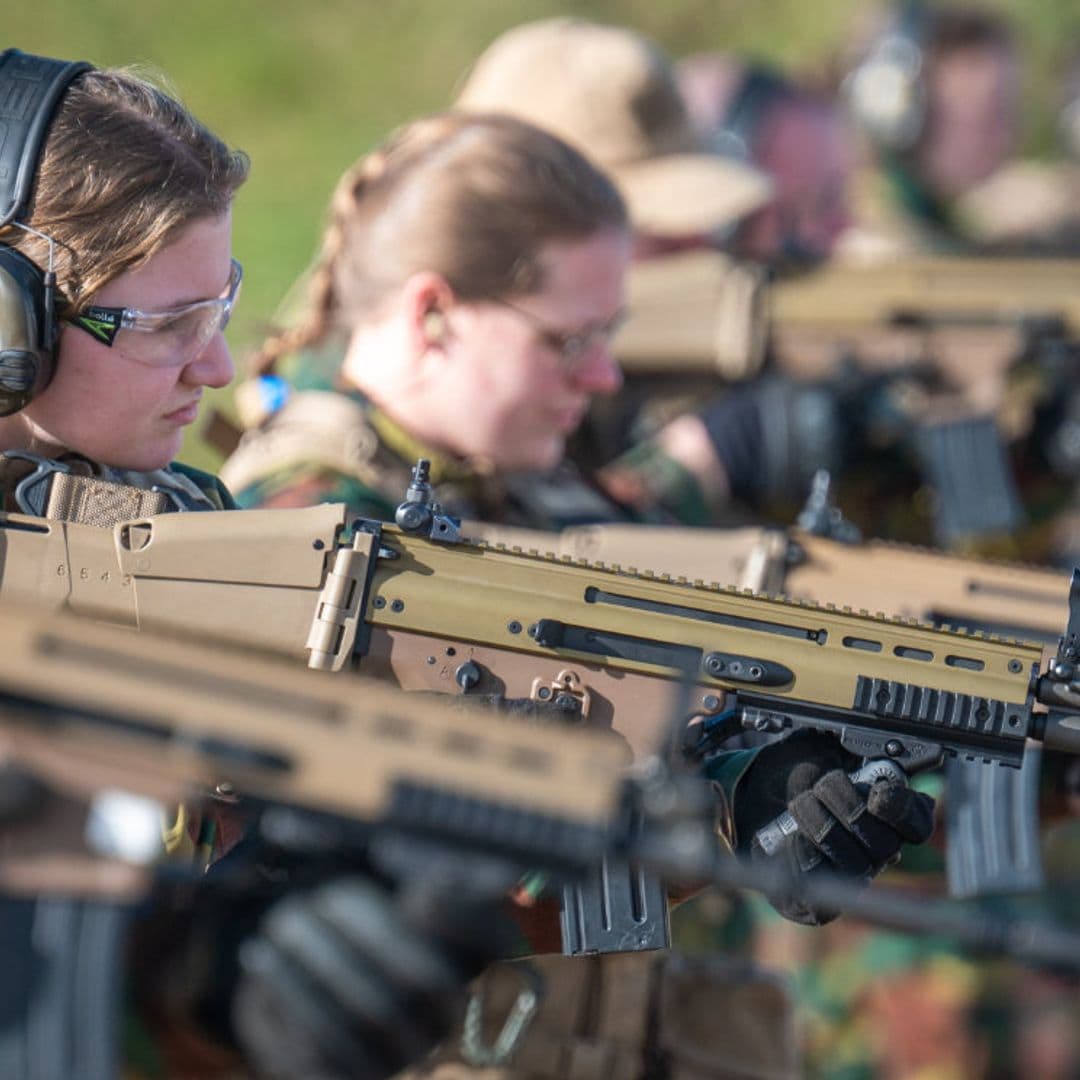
top-left (267, 876), bottom-right (462, 1045)
top-left (235, 877), bottom-right (469, 1079)
top-left (314, 878), bottom-right (468, 1005)
top-left (811, 770), bottom-right (908, 866)
top-left (787, 785), bottom-right (875, 878)
top-left (235, 931), bottom-right (387, 1079)
top-left (733, 729), bottom-right (858, 841)
top-left (866, 780), bottom-right (936, 845)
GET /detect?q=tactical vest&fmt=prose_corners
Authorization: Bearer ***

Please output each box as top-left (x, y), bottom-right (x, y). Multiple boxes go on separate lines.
top-left (399, 951), bottom-right (800, 1080)
top-left (0, 450), bottom-right (231, 524)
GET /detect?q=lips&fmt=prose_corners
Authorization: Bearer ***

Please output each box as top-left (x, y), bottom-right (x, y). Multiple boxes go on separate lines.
top-left (163, 400), bottom-right (201, 425)
top-left (552, 404), bottom-right (587, 433)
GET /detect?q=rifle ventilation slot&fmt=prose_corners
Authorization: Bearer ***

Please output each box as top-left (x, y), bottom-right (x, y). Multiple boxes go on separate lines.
top-left (894, 645), bottom-right (933, 662)
top-left (843, 636), bottom-right (882, 653)
top-left (945, 655), bottom-right (985, 671)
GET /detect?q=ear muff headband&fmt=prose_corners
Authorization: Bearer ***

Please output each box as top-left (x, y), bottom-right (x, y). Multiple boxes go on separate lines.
top-left (716, 65), bottom-right (794, 159)
top-left (0, 48), bottom-right (92, 416)
top-left (0, 49), bottom-right (93, 227)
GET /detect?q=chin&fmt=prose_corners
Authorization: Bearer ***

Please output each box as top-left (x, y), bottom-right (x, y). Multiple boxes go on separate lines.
top-left (511, 437), bottom-right (564, 473)
top-left (100, 441), bottom-right (181, 474)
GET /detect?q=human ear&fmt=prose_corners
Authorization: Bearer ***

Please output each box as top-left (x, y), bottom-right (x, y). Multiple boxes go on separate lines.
top-left (421, 309), bottom-right (447, 344)
top-left (401, 271), bottom-right (455, 356)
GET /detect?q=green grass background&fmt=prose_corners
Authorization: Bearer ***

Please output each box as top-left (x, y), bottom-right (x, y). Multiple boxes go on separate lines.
top-left (7, 1), bottom-right (1078, 470)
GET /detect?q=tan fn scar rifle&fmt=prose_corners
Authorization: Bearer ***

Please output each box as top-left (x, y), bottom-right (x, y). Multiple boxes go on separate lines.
top-left (618, 251), bottom-right (1080, 395)
top-left (0, 603), bottom-right (631, 1078)
top-left (770, 260), bottom-right (1080, 543)
top-left (4, 463), bottom-right (1080, 915)
top-left (474, 495), bottom-right (1072, 898)
top-left (0, 603), bottom-right (631, 901)
top-left (766, 255), bottom-right (1080, 396)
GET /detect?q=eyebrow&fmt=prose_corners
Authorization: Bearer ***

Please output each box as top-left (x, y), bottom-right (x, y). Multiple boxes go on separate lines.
top-left (111, 261), bottom-right (238, 313)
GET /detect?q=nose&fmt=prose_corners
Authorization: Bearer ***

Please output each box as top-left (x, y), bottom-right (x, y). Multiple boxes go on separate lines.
top-left (569, 340), bottom-right (623, 397)
top-left (181, 332), bottom-right (234, 390)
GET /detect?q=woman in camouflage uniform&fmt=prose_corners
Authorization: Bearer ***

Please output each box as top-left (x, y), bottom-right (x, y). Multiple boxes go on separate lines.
top-left (223, 111), bottom-right (643, 530)
top-left (0, 63), bottom-right (245, 517)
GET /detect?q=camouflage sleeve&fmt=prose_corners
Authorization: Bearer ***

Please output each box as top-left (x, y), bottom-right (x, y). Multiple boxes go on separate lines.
top-left (596, 440), bottom-right (714, 527)
top-left (232, 461), bottom-right (398, 523)
top-left (701, 746), bottom-right (764, 850)
top-left (167, 462), bottom-right (239, 510)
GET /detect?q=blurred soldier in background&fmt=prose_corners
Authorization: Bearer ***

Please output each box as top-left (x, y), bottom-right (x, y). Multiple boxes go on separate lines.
top-left (598, 7), bottom-right (1068, 555)
top-left (223, 111), bottom-right (634, 527)
top-left (958, 46), bottom-right (1080, 253)
top-left (677, 53), bottom-right (855, 268)
top-left (452, 16), bottom-right (774, 262)
top-left (445, 18), bottom-right (891, 535)
top-left (836, 1), bottom-right (1022, 261)
top-left (452, 16), bottom-right (779, 473)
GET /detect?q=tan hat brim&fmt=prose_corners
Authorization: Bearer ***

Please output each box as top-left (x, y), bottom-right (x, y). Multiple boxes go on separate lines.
top-left (612, 154), bottom-right (773, 236)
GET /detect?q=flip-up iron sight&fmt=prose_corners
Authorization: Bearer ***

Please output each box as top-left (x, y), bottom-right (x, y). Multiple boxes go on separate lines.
top-left (394, 458), bottom-right (461, 542)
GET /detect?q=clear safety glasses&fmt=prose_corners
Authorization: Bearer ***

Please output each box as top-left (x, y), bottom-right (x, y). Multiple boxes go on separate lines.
top-left (68, 258), bottom-right (243, 366)
top-left (490, 297), bottom-right (626, 378)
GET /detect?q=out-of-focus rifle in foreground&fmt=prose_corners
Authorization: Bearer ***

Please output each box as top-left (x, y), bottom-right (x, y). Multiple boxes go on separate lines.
top-left (4, 461), bottom-right (1080, 915)
top-left (0, 604), bottom-right (627, 903)
top-left (6, 604), bottom-right (1080, 973)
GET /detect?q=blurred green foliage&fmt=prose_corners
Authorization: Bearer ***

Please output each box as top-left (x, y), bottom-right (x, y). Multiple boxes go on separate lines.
top-left (7, 1), bottom-right (1079, 469)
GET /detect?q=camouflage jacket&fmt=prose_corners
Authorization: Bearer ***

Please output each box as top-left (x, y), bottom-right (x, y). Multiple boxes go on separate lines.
top-left (221, 358), bottom-right (712, 529)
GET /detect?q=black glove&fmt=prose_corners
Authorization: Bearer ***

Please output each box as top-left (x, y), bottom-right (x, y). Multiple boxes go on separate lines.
top-left (131, 819), bottom-right (517, 1080)
top-left (230, 874), bottom-right (507, 1079)
top-left (732, 730), bottom-right (936, 925)
top-left (698, 367), bottom-right (932, 511)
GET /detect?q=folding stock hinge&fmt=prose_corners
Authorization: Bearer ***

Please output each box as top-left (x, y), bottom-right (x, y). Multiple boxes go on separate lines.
top-left (306, 531), bottom-right (377, 671)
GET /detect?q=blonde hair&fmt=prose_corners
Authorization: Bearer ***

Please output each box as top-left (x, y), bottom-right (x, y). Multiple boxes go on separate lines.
top-left (254, 110), bottom-right (627, 372)
top-left (0, 66), bottom-right (249, 316)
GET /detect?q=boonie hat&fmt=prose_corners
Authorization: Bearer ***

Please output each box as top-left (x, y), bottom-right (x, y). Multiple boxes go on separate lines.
top-left (455, 17), bottom-right (773, 236)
